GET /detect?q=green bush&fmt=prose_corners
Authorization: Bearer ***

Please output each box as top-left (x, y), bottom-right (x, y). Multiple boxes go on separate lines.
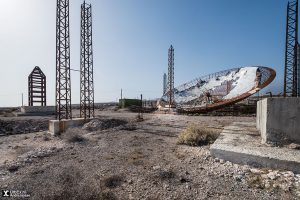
top-left (177, 124), bottom-right (221, 146)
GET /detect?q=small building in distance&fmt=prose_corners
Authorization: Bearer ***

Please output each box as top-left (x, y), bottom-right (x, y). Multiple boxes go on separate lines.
top-left (119, 98), bottom-right (142, 109)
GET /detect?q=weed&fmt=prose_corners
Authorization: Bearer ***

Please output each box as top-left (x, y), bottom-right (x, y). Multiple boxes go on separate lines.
top-left (43, 135), bottom-right (51, 141)
top-left (104, 175), bottom-right (123, 188)
top-left (177, 124), bottom-right (221, 146)
top-left (247, 174), bottom-right (265, 189)
top-left (62, 128), bottom-right (87, 143)
top-left (158, 169), bottom-right (175, 180)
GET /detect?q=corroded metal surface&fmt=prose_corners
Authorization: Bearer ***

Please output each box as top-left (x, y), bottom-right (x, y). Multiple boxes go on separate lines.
top-left (159, 66), bottom-right (276, 113)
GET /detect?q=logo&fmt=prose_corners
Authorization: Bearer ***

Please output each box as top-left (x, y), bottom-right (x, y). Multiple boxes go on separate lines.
top-left (2, 190), bottom-right (10, 197)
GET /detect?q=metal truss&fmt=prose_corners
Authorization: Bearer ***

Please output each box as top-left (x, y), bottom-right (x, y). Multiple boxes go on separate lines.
top-left (80, 1), bottom-right (94, 119)
top-left (298, 43), bottom-right (300, 95)
top-left (163, 73), bottom-right (167, 95)
top-left (56, 0), bottom-right (72, 120)
top-left (167, 45), bottom-right (175, 107)
top-left (28, 66), bottom-right (46, 106)
top-left (284, 0), bottom-right (298, 97)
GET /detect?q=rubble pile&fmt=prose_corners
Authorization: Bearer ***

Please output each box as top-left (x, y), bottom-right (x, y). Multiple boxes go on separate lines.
top-left (82, 118), bottom-right (128, 131)
top-left (0, 119), bottom-right (48, 135)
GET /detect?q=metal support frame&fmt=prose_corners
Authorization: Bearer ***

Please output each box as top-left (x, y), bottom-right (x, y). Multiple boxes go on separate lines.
top-left (167, 45), bottom-right (175, 107)
top-left (56, 0), bottom-right (72, 120)
top-left (163, 73), bottom-right (167, 95)
top-left (80, 1), bottom-right (94, 119)
top-left (284, 0), bottom-right (298, 97)
top-left (298, 43), bottom-right (300, 96)
top-left (28, 66), bottom-right (46, 106)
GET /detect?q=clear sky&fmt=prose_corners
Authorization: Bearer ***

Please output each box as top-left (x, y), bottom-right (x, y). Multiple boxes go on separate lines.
top-left (0, 0), bottom-right (291, 106)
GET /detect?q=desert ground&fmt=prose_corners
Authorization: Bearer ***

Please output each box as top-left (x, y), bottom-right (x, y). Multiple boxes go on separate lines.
top-left (0, 108), bottom-right (299, 199)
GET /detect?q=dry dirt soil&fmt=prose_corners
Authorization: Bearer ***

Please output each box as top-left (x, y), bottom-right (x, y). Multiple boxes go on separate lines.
top-left (0, 110), bottom-right (298, 199)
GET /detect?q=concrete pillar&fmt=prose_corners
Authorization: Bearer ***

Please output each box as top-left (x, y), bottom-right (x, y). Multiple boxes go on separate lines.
top-left (257, 97), bottom-right (300, 144)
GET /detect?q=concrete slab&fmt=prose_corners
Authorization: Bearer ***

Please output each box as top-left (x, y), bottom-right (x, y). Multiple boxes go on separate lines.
top-left (210, 122), bottom-right (300, 173)
top-left (49, 118), bottom-right (91, 135)
top-left (15, 106), bottom-right (56, 116)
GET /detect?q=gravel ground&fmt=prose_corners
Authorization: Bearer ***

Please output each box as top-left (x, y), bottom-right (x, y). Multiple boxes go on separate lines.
top-left (0, 110), bottom-right (299, 199)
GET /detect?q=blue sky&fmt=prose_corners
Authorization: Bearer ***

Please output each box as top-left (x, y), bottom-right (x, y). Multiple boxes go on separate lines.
top-left (0, 0), bottom-right (291, 106)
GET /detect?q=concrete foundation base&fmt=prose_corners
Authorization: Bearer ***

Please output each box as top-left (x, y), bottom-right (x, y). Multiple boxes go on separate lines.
top-left (257, 97), bottom-right (300, 144)
top-left (16, 106), bottom-right (56, 116)
top-left (210, 122), bottom-right (300, 173)
top-left (49, 118), bottom-right (91, 135)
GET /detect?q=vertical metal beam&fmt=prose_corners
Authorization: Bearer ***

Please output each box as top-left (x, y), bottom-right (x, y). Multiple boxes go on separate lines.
top-left (163, 73), bottom-right (167, 95)
top-left (298, 43), bottom-right (300, 96)
top-left (80, 1), bottom-right (94, 119)
top-left (284, 0), bottom-right (298, 97)
top-left (56, 0), bottom-right (72, 120)
top-left (167, 45), bottom-right (175, 107)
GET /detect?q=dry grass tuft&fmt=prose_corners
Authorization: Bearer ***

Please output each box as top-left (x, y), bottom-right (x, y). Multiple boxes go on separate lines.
top-left (127, 149), bottom-right (145, 166)
top-left (62, 128), bottom-right (87, 143)
top-left (177, 124), bottom-right (222, 146)
top-left (25, 165), bottom-right (117, 200)
top-left (43, 135), bottom-right (51, 141)
top-left (247, 174), bottom-right (265, 189)
top-left (3, 112), bottom-right (14, 117)
top-left (158, 169), bottom-right (176, 180)
top-left (104, 175), bottom-right (123, 188)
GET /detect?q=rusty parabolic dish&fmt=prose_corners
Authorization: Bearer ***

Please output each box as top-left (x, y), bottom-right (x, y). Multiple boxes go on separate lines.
top-left (160, 66), bottom-right (276, 113)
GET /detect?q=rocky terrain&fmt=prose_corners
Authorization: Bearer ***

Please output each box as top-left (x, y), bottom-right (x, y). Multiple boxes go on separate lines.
top-left (0, 116), bottom-right (52, 136)
top-left (0, 110), bottom-right (299, 199)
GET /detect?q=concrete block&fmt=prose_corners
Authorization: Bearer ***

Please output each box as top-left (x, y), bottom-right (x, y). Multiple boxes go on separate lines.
top-left (257, 97), bottom-right (300, 144)
top-left (49, 118), bottom-right (90, 135)
top-left (20, 106), bottom-right (56, 116)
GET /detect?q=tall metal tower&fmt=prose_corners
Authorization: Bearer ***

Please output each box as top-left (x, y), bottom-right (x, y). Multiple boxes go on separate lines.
top-left (298, 43), bottom-right (300, 95)
top-left (163, 73), bottom-right (167, 95)
top-left (284, 0), bottom-right (298, 97)
top-left (80, 1), bottom-right (94, 119)
top-left (28, 66), bottom-right (46, 106)
top-left (56, 0), bottom-right (72, 120)
top-left (167, 45), bottom-right (175, 107)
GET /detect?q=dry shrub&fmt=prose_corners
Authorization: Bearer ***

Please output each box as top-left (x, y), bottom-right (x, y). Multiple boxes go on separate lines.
top-left (104, 175), bottom-right (123, 188)
top-left (3, 112), bottom-right (14, 117)
top-left (28, 165), bottom-right (118, 200)
top-left (43, 135), bottom-right (51, 141)
top-left (6, 162), bottom-right (119, 200)
top-left (62, 128), bottom-right (87, 143)
top-left (177, 124), bottom-right (221, 146)
top-left (247, 174), bottom-right (265, 189)
top-left (158, 169), bottom-right (175, 180)
top-left (127, 149), bottom-right (145, 166)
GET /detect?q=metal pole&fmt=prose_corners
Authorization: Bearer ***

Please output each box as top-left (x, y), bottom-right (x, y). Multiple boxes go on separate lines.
top-left (140, 94), bottom-right (143, 119)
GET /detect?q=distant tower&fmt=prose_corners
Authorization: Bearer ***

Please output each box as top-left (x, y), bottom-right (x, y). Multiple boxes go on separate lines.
top-left (80, 1), bottom-right (94, 119)
top-left (167, 45), bottom-right (175, 107)
top-left (56, 0), bottom-right (72, 120)
top-left (28, 66), bottom-right (46, 106)
top-left (284, 0), bottom-right (298, 97)
top-left (163, 73), bottom-right (167, 95)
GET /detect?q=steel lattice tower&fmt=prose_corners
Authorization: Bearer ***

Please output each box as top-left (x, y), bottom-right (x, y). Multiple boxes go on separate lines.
top-left (28, 66), bottom-right (46, 106)
top-left (284, 0), bottom-right (298, 97)
top-left (80, 1), bottom-right (94, 119)
top-left (298, 43), bottom-right (300, 95)
top-left (167, 45), bottom-right (175, 107)
top-left (163, 73), bottom-right (167, 95)
top-left (56, 0), bottom-right (72, 120)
